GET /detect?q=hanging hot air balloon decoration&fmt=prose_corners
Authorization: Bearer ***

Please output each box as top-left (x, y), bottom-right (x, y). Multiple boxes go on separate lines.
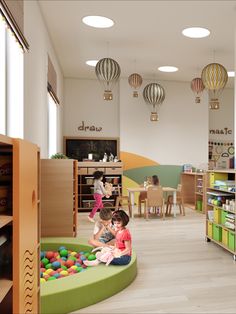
top-left (95, 58), bottom-right (121, 100)
top-left (128, 73), bottom-right (143, 97)
top-left (201, 63), bottom-right (228, 109)
top-left (190, 77), bottom-right (205, 103)
top-left (143, 83), bottom-right (165, 121)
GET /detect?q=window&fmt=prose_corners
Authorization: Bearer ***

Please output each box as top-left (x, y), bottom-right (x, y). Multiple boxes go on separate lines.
top-left (48, 93), bottom-right (57, 158)
top-left (0, 16), bottom-right (23, 138)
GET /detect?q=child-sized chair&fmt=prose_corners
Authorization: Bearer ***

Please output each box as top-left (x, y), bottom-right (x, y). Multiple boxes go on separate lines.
top-left (166, 184), bottom-right (185, 216)
top-left (115, 185), bottom-right (132, 217)
top-left (144, 186), bottom-right (165, 220)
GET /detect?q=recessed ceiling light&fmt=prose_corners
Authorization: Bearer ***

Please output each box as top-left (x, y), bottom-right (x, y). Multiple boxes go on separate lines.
top-left (227, 71), bottom-right (235, 77)
top-left (158, 66), bottom-right (178, 73)
top-left (82, 16), bottom-right (114, 28)
top-left (182, 27), bottom-right (210, 38)
top-left (86, 60), bottom-right (98, 67)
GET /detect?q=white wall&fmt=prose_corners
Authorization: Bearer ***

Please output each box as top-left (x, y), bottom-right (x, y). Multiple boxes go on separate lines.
top-left (209, 88), bottom-right (234, 141)
top-left (64, 78), bottom-right (119, 138)
top-left (120, 78), bottom-right (209, 167)
top-left (24, 1), bottom-right (63, 157)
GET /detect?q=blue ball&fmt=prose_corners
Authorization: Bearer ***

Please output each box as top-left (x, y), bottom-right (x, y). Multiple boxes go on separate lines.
top-left (61, 257), bottom-right (67, 261)
top-left (79, 251), bottom-right (84, 255)
top-left (40, 251), bottom-right (45, 259)
top-left (80, 255), bottom-right (86, 261)
top-left (52, 261), bottom-right (61, 270)
top-left (58, 246), bottom-right (66, 251)
top-left (53, 273), bottom-right (60, 279)
top-left (75, 262), bottom-right (81, 267)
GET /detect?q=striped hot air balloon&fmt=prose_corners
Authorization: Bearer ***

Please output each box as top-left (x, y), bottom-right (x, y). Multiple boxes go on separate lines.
top-left (201, 63), bottom-right (228, 109)
top-left (143, 83), bottom-right (165, 121)
top-left (128, 73), bottom-right (143, 97)
top-left (95, 58), bottom-right (121, 101)
top-left (190, 77), bottom-right (205, 103)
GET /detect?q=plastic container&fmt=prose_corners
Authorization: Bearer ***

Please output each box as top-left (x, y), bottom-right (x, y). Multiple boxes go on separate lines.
top-left (196, 200), bottom-right (202, 211)
top-left (228, 231), bottom-right (235, 251)
top-left (213, 207), bottom-right (221, 224)
top-left (208, 210), bottom-right (214, 222)
top-left (213, 224), bottom-right (222, 242)
top-left (207, 221), bottom-right (213, 238)
top-left (221, 210), bottom-right (228, 226)
top-left (222, 228), bottom-right (228, 246)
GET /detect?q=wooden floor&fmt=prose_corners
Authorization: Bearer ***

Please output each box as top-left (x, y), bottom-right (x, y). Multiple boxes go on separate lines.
top-left (71, 208), bottom-right (236, 314)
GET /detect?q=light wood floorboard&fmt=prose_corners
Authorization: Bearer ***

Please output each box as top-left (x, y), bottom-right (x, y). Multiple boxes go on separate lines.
top-left (71, 208), bottom-right (236, 314)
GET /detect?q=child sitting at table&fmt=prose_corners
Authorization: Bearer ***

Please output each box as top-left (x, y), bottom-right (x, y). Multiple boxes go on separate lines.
top-left (138, 175), bottom-right (160, 215)
top-left (88, 208), bottom-right (116, 248)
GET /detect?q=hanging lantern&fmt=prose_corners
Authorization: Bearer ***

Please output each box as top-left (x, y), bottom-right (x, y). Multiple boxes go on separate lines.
top-left (95, 58), bottom-right (121, 101)
top-left (190, 77), bottom-right (205, 103)
top-left (128, 73), bottom-right (143, 97)
top-left (201, 63), bottom-right (228, 109)
top-left (143, 83), bottom-right (165, 122)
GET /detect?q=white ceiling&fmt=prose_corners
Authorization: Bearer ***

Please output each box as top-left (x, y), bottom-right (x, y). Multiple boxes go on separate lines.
top-left (38, 0), bottom-right (236, 86)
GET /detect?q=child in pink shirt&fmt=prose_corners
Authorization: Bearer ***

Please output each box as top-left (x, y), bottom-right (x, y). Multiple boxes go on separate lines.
top-left (110, 210), bottom-right (132, 265)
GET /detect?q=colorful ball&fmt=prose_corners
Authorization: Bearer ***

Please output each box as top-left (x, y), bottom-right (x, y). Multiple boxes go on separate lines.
top-left (51, 261), bottom-right (61, 270)
top-left (88, 254), bottom-right (96, 261)
top-left (40, 251), bottom-right (46, 259)
top-left (60, 249), bottom-right (68, 257)
top-left (40, 278), bottom-right (46, 283)
top-left (47, 276), bottom-right (56, 281)
top-left (45, 263), bottom-right (52, 270)
top-left (58, 246), bottom-right (66, 251)
top-left (65, 260), bottom-right (74, 268)
top-left (60, 270), bottom-right (69, 276)
top-left (41, 258), bottom-right (49, 266)
top-left (46, 251), bottom-right (54, 259)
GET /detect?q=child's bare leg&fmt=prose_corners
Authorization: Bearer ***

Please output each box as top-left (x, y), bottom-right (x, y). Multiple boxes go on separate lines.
top-left (105, 239), bottom-right (115, 246)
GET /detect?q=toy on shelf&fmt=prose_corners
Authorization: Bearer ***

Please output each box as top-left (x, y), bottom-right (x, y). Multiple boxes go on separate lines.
top-left (104, 182), bottom-right (114, 198)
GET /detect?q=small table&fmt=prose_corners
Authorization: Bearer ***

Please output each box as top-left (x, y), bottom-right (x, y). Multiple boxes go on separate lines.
top-left (127, 187), bottom-right (177, 218)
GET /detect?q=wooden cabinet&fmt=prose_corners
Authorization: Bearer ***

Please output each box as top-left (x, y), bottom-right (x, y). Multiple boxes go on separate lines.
top-left (77, 162), bottom-right (123, 211)
top-left (41, 159), bottom-right (78, 237)
top-left (181, 172), bottom-right (206, 213)
top-left (0, 134), bottom-right (40, 314)
top-left (205, 170), bottom-right (236, 260)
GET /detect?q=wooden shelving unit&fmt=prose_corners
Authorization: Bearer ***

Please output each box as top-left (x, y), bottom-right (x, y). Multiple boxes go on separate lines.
top-left (205, 169), bottom-right (236, 260)
top-left (181, 172), bottom-right (206, 213)
top-left (0, 134), bottom-right (40, 314)
top-left (77, 162), bottom-right (123, 211)
top-left (41, 159), bottom-right (78, 237)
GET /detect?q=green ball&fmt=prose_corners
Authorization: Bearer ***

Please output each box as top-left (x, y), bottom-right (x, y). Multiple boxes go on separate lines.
top-left (45, 263), bottom-right (52, 270)
top-left (68, 256), bottom-right (77, 261)
top-left (61, 265), bottom-right (67, 270)
top-left (60, 249), bottom-right (68, 257)
top-left (47, 277), bottom-right (56, 281)
top-left (88, 254), bottom-right (96, 261)
top-left (84, 252), bottom-right (90, 258)
top-left (77, 267), bottom-right (83, 272)
top-left (42, 258), bottom-right (49, 266)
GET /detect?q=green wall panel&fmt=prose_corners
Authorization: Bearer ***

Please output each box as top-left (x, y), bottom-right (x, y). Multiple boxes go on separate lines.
top-left (124, 165), bottom-right (182, 188)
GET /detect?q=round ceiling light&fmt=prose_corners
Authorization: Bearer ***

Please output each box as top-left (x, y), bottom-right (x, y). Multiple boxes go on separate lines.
top-left (227, 71), bottom-right (235, 77)
top-left (82, 16), bottom-right (114, 28)
top-left (86, 60), bottom-right (98, 67)
top-left (158, 66), bottom-right (178, 73)
top-left (182, 27), bottom-right (210, 38)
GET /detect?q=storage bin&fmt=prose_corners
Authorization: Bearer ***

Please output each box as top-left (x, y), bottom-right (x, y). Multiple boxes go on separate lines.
top-left (222, 228), bottom-right (228, 246)
top-left (213, 224), bottom-right (222, 242)
top-left (0, 155), bottom-right (12, 181)
top-left (196, 200), bottom-right (202, 211)
top-left (221, 210), bottom-right (228, 226)
top-left (228, 231), bottom-right (235, 251)
top-left (207, 221), bottom-right (213, 238)
top-left (213, 207), bottom-right (221, 224)
top-left (209, 172), bottom-right (227, 188)
top-left (0, 186), bottom-right (10, 213)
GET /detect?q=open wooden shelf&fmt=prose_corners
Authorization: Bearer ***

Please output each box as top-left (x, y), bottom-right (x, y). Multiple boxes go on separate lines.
top-left (0, 279), bottom-right (13, 303)
top-left (0, 215), bottom-right (13, 228)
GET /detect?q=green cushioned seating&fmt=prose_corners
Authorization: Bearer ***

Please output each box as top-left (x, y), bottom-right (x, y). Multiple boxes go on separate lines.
top-left (41, 237), bottom-right (137, 314)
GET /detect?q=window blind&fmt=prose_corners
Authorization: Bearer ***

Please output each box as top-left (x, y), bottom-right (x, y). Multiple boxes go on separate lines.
top-left (48, 56), bottom-right (60, 104)
top-left (0, 0), bottom-right (29, 51)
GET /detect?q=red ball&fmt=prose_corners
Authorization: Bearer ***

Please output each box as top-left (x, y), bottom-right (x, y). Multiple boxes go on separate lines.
top-left (46, 251), bottom-right (54, 259)
top-left (76, 253), bottom-right (80, 258)
top-left (67, 268), bottom-right (74, 273)
top-left (65, 260), bottom-right (74, 267)
top-left (57, 268), bottom-right (63, 272)
top-left (40, 268), bottom-right (46, 272)
top-left (50, 257), bottom-right (57, 263)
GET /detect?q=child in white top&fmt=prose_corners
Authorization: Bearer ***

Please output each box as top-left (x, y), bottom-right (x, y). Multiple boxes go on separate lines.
top-left (88, 171), bottom-right (107, 222)
top-left (89, 208), bottom-right (116, 247)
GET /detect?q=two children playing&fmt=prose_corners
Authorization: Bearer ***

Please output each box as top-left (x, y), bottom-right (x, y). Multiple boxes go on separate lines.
top-left (88, 208), bottom-right (132, 266)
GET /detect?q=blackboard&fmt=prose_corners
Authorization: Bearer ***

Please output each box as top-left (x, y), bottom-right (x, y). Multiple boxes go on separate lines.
top-left (64, 137), bottom-right (119, 161)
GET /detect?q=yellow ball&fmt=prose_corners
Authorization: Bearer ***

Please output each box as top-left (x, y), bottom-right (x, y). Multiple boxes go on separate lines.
top-left (40, 278), bottom-right (46, 283)
top-left (60, 270), bottom-right (68, 276)
top-left (70, 251), bottom-right (77, 256)
top-left (45, 269), bottom-right (53, 274)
